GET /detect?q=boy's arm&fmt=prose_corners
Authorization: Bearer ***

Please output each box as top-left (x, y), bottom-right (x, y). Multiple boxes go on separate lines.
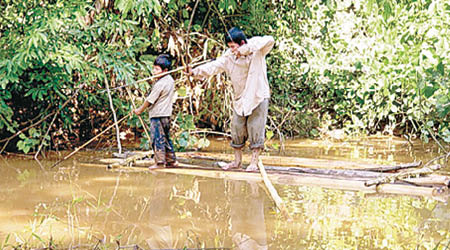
top-left (238, 36), bottom-right (275, 56)
top-left (134, 101), bottom-right (150, 115)
top-left (134, 83), bottom-right (163, 115)
top-left (191, 55), bottom-right (227, 79)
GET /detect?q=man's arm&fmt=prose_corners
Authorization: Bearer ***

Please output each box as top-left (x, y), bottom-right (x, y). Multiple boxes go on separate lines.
top-left (238, 36), bottom-right (275, 56)
top-left (191, 55), bottom-right (228, 79)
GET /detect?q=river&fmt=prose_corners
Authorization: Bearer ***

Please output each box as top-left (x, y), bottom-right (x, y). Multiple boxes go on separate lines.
top-left (0, 137), bottom-right (449, 249)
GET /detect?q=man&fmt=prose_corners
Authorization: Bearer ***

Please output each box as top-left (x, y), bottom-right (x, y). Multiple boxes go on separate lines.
top-left (188, 27), bottom-right (274, 171)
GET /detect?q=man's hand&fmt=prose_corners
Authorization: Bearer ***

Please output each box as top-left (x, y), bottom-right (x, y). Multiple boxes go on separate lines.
top-left (232, 47), bottom-right (242, 58)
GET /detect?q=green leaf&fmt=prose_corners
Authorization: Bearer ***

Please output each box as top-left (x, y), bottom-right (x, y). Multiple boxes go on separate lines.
top-left (423, 86), bottom-right (436, 98)
top-left (436, 61), bottom-right (444, 76)
top-left (266, 130), bottom-right (274, 140)
top-left (177, 86), bottom-right (187, 97)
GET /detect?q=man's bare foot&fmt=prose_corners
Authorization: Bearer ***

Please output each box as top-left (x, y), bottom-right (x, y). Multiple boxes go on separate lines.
top-left (245, 163), bottom-right (259, 172)
top-left (246, 148), bottom-right (261, 172)
top-left (220, 161), bottom-right (241, 171)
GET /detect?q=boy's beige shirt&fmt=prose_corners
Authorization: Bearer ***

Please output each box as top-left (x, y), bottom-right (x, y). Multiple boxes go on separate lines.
top-left (192, 36), bottom-right (275, 116)
top-left (145, 75), bottom-right (175, 118)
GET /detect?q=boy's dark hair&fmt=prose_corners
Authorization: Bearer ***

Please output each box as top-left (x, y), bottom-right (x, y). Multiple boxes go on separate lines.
top-left (225, 27), bottom-right (247, 45)
top-left (154, 54), bottom-right (172, 71)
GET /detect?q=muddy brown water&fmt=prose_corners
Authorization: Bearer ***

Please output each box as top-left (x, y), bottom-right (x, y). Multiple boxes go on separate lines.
top-left (0, 137), bottom-right (449, 249)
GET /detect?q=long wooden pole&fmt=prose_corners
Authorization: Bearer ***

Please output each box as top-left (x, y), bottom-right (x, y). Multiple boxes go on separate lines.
top-left (258, 160), bottom-right (292, 221)
top-left (125, 88), bottom-right (152, 145)
top-left (105, 60), bottom-right (212, 92)
top-left (51, 113), bottom-right (131, 168)
top-left (105, 74), bottom-right (122, 154)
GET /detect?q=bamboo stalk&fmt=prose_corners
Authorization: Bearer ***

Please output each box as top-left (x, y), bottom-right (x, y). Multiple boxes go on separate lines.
top-left (51, 113), bottom-right (131, 168)
top-left (258, 160), bottom-right (292, 221)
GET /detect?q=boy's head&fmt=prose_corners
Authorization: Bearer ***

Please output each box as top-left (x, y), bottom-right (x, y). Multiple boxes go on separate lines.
top-left (153, 54), bottom-right (172, 75)
top-left (225, 27), bottom-right (247, 49)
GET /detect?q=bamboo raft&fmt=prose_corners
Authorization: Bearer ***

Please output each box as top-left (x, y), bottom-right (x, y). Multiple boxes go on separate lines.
top-left (76, 151), bottom-right (450, 201)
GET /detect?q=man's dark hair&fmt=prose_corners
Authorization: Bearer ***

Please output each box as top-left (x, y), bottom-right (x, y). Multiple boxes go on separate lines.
top-left (154, 54), bottom-right (172, 71)
top-left (225, 27), bottom-right (247, 45)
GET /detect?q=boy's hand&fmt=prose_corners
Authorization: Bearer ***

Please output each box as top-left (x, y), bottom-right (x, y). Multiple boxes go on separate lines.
top-left (133, 108), bottom-right (142, 116)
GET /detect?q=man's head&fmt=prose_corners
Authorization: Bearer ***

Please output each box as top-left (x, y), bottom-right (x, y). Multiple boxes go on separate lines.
top-left (225, 27), bottom-right (247, 50)
top-left (153, 54), bottom-right (172, 75)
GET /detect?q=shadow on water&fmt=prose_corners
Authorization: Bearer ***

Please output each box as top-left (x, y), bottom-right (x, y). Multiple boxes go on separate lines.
top-left (0, 137), bottom-right (449, 249)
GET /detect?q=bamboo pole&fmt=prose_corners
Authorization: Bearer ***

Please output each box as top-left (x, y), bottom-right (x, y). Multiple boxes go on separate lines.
top-left (125, 87), bottom-right (152, 146)
top-left (51, 113), bottom-right (131, 168)
top-left (105, 60), bottom-right (212, 92)
top-left (258, 160), bottom-right (292, 221)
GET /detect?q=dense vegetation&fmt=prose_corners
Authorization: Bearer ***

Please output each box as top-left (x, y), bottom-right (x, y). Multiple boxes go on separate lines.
top-left (0, 0), bottom-right (448, 154)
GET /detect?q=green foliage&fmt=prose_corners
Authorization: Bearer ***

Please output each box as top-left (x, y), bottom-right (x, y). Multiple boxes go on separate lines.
top-left (0, 0), bottom-right (448, 153)
top-left (229, 0), bottom-right (449, 143)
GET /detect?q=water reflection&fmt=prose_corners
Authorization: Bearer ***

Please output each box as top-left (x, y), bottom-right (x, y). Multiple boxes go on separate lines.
top-left (145, 176), bottom-right (178, 248)
top-left (229, 181), bottom-right (268, 250)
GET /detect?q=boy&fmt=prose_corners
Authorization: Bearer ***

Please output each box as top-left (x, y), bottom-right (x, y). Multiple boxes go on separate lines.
top-left (134, 54), bottom-right (178, 169)
top-left (188, 27), bottom-right (275, 172)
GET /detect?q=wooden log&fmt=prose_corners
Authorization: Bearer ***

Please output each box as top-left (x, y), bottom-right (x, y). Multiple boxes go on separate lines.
top-left (354, 161), bottom-right (422, 172)
top-left (403, 174), bottom-right (450, 187)
top-left (178, 152), bottom-right (402, 170)
top-left (75, 161), bottom-right (449, 200)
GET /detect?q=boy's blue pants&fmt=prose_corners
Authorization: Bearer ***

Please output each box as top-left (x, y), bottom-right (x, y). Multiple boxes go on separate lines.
top-left (150, 117), bottom-right (176, 166)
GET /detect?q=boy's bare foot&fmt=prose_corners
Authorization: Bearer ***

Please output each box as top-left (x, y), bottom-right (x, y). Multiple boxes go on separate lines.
top-left (220, 161), bottom-right (241, 170)
top-left (245, 163), bottom-right (259, 172)
top-left (166, 161), bottom-right (179, 168)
